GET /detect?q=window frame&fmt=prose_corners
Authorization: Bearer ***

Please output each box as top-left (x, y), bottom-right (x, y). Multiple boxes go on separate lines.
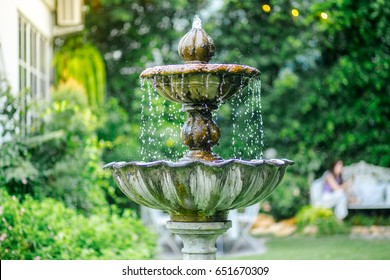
top-left (18, 13), bottom-right (51, 135)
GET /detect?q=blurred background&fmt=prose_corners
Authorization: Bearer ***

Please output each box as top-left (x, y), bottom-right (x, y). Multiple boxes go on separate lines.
top-left (0, 0), bottom-right (389, 259)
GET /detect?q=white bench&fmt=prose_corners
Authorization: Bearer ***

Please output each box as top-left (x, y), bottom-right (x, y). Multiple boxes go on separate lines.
top-left (141, 204), bottom-right (261, 256)
top-left (311, 161), bottom-right (390, 209)
top-left (140, 207), bottom-right (181, 255)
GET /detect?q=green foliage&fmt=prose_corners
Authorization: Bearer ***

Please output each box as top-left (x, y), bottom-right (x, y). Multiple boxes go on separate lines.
top-left (1, 80), bottom-right (108, 213)
top-left (214, 0), bottom-right (390, 172)
top-left (29, 80), bottom-right (107, 213)
top-left (0, 188), bottom-right (156, 259)
top-left (54, 38), bottom-right (106, 108)
top-left (98, 97), bottom-right (130, 142)
top-left (0, 82), bottom-right (19, 138)
top-left (52, 78), bottom-right (89, 107)
top-left (296, 206), bottom-right (350, 236)
top-left (260, 171), bottom-right (308, 220)
top-left (0, 82), bottom-right (39, 196)
top-left (0, 141), bottom-right (39, 196)
top-left (348, 213), bottom-right (390, 226)
top-left (84, 0), bottom-right (207, 108)
top-left (306, 0), bottom-right (390, 167)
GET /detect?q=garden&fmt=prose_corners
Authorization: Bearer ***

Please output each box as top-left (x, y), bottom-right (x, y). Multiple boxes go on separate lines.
top-left (1, 0), bottom-right (389, 260)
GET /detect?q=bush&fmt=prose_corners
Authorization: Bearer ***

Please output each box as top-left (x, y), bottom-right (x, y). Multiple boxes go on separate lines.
top-left (0, 80), bottom-right (110, 213)
top-left (260, 171), bottom-right (309, 220)
top-left (0, 188), bottom-right (156, 259)
top-left (348, 213), bottom-right (390, 227)
top-left (296, 206), bottom-right (350, 236)
top-left (0, 141), bottom-right (39, 196)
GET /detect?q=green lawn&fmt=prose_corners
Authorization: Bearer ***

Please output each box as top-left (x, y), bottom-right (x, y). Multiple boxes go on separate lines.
top-left (231, 235), bottom-right (390, 260)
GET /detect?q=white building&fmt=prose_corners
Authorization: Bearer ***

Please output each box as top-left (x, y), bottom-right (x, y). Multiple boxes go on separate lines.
top-left (0, 0), bottom-right (83, 137)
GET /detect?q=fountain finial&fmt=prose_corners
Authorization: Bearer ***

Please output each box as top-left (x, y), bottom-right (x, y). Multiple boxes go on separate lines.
top-left (178, 15), bottom-right (215, 64)
top-left (192, 14), bottom-right (202, 29)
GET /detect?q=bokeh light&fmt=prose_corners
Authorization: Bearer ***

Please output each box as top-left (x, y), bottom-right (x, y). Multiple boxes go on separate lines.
top-left (291, 9), bottom-right (299, 17)
top-left (262, 4), bottom-right (271, 13)
top-left (320, 12), bottom-right (328, 19)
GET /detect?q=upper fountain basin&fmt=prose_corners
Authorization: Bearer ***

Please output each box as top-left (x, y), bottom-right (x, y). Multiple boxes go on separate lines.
top-left (140, 63), bottom-right (260, 105)
top-left (103, 158), bottom-right (293, 222)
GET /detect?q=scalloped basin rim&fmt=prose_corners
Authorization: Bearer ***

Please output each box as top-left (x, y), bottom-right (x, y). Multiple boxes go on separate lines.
top-left (103, 158), bottom-right (294, 222)
top-left (140, 63), bottom-right (261, 78)
top-left (102, 158), bottom-right (294, 170)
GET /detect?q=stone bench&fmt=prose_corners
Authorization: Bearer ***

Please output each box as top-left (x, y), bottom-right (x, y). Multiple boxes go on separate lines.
top-left (310, 161), bottom-right (390, 209)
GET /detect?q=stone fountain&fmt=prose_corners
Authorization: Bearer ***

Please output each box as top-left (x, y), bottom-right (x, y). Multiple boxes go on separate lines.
top-left (103, 15), bottom-right (293, 260)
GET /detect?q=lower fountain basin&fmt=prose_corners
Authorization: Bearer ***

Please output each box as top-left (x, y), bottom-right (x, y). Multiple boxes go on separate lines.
top-left (103, 159), bottom-right (293, 222)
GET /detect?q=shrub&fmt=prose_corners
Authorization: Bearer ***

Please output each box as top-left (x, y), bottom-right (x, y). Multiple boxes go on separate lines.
top-left (260, 171), bottom-right (309, 220)
top-left (0, 188), bottom-right (156, 259)
top-left (0, 141), bottom-right (39, 197)
top-left (54, 39), bottom-right (106, 108)
top-left (0, 80), bottom-right (109, 213)
top-left (34, 81), bottom-right (108, 213)
top-left (348, 213), bottom-right (390, 226)
top-left (0, 82), bottom-right (19, 139)
top-left (295, 206), bottom-right (350, 236)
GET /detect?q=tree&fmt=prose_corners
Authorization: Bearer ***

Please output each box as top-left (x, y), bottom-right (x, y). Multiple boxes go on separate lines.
top-left (54, 38), bottom-right (106, 108)
top-left (83, 0), bottom-right (389, 173)
top-left (85, 0), bottom-right (209, 112)
top-left (214, 0), bottom-right (390, 172)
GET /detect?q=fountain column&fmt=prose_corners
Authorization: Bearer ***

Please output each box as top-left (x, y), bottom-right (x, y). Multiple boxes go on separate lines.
top-left (181, 104), bottom-right (221, 161)
top-left (167, 221), bottom-right (231, 260)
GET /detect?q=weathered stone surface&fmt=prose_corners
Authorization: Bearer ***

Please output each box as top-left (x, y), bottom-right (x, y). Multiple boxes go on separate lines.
top-left (103, 159), bottom-right (293, 222)
top-left (178, 26), bottom-right (215, 63)
top-left (167, 221), bottom-right (231, 260)
top-left (140, 64), bottom-right (260, 105)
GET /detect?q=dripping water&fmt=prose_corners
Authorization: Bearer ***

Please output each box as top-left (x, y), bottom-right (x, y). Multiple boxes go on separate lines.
top-left (139, 77), bottom-right (185, 161)
top-left (139, 78), bottom-right (146, 159)
top-left (217, 76), bottom-right (264, 160)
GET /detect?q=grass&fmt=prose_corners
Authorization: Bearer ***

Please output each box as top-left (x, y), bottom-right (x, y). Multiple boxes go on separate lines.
top-left (231, 235), bottom-right (390, 260)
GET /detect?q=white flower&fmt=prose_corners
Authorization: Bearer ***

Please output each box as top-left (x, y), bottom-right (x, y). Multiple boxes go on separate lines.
top-left (0, 233), bottom-right (7, 241)
top-left (293, 188), bottom-right (300, 196)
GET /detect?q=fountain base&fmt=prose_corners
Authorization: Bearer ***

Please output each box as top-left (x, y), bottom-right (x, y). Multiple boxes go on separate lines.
top-left (167, 221), bottom-right (231, 260)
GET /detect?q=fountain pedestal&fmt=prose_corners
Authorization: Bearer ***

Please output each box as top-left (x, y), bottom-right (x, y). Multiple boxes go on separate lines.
top-left (167, 221), bottom-right (231, 260)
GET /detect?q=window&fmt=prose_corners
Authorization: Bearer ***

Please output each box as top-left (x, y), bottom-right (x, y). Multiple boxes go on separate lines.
top-left (18, 14), bottom-right (50, 135)
top-left (57, 0), bottom-right (83, 26)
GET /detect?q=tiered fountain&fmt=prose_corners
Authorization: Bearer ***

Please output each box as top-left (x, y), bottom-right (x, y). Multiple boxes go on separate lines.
top-left (103, 15), bottom-right (293, 260)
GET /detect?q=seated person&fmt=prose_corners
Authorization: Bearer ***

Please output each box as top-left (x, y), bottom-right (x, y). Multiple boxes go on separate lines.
top-left (322, 160), bottom-right (354, 220)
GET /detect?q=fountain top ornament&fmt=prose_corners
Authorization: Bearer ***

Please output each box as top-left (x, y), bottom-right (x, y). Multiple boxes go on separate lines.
top-left (103, 15), bottom-right (293, 223)
top-left (178, 14), bottom-right (215, 63)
